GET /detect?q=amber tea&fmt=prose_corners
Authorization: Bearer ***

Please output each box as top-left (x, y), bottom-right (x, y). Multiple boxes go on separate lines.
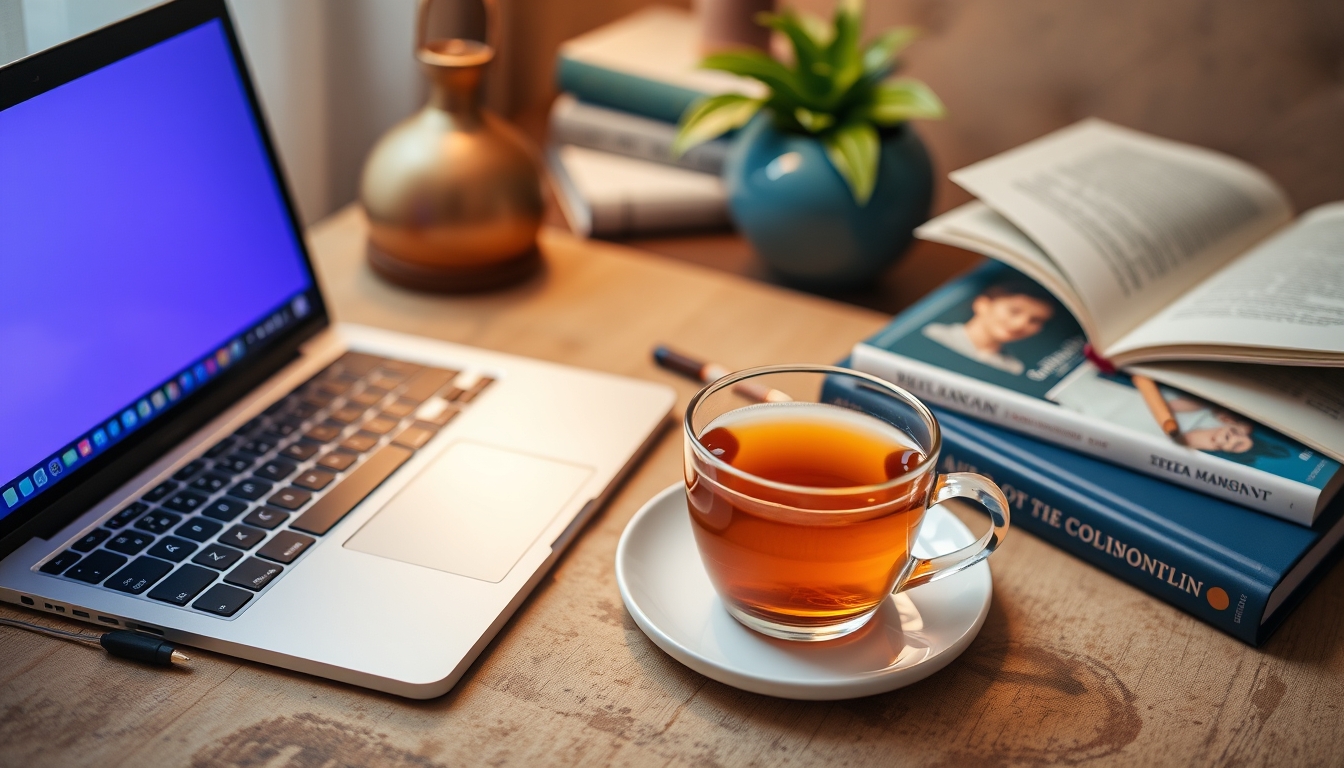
top-left (686, 401), bottom-right (933, 633)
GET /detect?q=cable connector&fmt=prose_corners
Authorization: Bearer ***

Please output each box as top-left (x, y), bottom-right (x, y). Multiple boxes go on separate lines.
top-left (100, 630), bottom-right (191, 666)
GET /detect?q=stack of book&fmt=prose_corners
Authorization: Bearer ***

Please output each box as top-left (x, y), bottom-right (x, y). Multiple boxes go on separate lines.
top-left (825, 119), bottom-right (1344, 645)
top-left (546, 7), bottom-right (763, 238)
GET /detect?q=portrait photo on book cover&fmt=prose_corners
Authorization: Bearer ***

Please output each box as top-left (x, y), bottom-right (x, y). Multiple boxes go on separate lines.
top-left (893, 271), bottom-right (1087, 398)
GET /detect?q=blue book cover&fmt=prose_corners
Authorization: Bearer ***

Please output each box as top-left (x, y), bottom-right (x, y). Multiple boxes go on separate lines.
top-left (850, 261), bottom-right (1342, 523)
top-left (823, 371), bottom-right (1344, 645)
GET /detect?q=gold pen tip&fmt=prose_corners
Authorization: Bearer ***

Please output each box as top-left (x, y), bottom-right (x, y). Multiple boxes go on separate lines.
top-left (170, 650), bottom-right (191, 665)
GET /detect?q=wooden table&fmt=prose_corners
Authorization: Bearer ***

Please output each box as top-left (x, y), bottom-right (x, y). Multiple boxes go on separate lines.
top-left (4, 208), bottom-right (1342, 767)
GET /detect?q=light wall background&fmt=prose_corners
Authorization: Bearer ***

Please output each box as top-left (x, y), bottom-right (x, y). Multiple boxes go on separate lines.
top-left (4, 0), bottom-right (1343, 225)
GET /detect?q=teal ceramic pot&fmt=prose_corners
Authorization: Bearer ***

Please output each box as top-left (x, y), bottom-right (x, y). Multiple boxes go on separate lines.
top-left (724, 114), bottom-right (933, 290)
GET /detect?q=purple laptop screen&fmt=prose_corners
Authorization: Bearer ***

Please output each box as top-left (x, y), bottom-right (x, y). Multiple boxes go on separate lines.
top-left (0, 20), bottom-right (313, 511)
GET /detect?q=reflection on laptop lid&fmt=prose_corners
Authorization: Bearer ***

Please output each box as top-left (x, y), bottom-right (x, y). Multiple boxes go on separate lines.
top-left (0, 9), bottom-right (326, 555)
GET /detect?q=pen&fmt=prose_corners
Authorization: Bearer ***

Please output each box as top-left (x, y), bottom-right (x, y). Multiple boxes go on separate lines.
top-left (1131, 374), bottom-right (1180, 438)
top-left (652, 345), bottom-right (790, 403)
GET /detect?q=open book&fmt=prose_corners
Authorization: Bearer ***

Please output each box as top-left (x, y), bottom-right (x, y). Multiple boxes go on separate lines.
top-left (918, 119), bottom-right (1344, 462)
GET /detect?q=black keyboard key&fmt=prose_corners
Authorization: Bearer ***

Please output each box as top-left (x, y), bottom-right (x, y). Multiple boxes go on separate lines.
top-left (340, 432), bottom-right (379, 453)
top-left (106, 530), bottom-right (155, 555)
top-left (335, 351), bottom-right (382, 376)
top-left (193, 584), bottom-right (253, 616)
top-left (267, 487), bottom-right (312, 511)
top-left (361, 416), bottom-right (399, 435)
top-left (134, 510), bottom-right (182, 534)
top-left (292, 444), bottom-right (413, 535)
top-left (254, 459), bottom-right (298, 482)
top-left (270, 418), bottom-right (303, 437)
top-left (204, 437), bottom-right (237, 459)
top-left (65, 550), bottom-right (128, 583)
top-left (149, 564), bottom-right (218, 606)
top-left (215, 454), bottom-right (255, 476)
top-left (161, 491), bottom-right (208, 514)
top-left (239, 435), bottom-right (281, 456)
top-left (257, 530), bottom-right (315, 564)
top-left (105, 556), bottom-right (173, 594)
top-left (173, 460), bottom-right (207, 482)
top-left (200, 498), bottom-right (248, 522)
top-left (242, 506), bottom-right (288, 530)
top-left (237, 416), bottom-right (268, 437)
top-left (147, 536), bottom-right (198, 562)
top-left (193, 543), bottom-right (244, 570)
top-left (280, 441), bottom-right (320, 461)
top-left (459, 376), bottom-right (495, 403)
top-left (399, 367), bottom-right (457, 403)
top-left (227, 478), bottom-right (273, 501)
top-left (105, 502), bottom-right (148, 529)
top-left (225, 557), bottom-right (284, 591)
top-left (328, 406), bottom-right (366, 424)
top-left (143, 481), bottom-right (177, 502)
top-left (72, 528), bottom-right (111, 552)
top-left (393, 425), bottom-right (436, 451)
top-left (177, 516), bottom-right (224, 542)
top-left (306, 424), bottom-right (343, 442)
top-left (349, 390), bottom-right (383, 408)
top-left (317, 451), bottom-right (358, 472)
top-left (264, 398), bottom-right (292, 416)
top-left (220, 525), bottom-right (266, 549)
top-left (40, 550), bottom-right (82, 575)
top-left (190, 473), bottom-right (231, 494)
top-left (381, 400), bottom-right (416, 418)
top-left (292, 469), bottom-right (336, 491)
top-left (290, 402), bottom-right (320, 420)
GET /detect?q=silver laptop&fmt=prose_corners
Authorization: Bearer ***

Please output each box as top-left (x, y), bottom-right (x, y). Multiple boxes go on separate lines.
top-left (0, 0), bottom-right (673, 698)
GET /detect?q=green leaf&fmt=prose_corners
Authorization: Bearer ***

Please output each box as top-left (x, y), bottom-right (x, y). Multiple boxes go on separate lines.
top-left (674, 94), bottom-right (762, 155)
top-left (863, 79), bottom-right (945, 125)
top-left (700, 50), bottom-right (815, 109)
top-left (822, 0), bottom-right (865, 102)
top-left (793, 107), bottom-right (835, 133)
top-left (822, 119), bottom-right (880, 205)
top-left (756, 10), bottom-right (828, 96)
top-left (862, 27), bottom-right (917, 79)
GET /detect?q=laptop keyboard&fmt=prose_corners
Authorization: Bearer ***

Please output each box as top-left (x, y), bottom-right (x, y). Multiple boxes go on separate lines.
top-left (34, 352), bottom-right (494, 619)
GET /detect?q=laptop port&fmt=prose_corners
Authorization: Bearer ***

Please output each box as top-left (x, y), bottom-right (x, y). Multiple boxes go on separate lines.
top-left (132, 625), bottom-right (164, 635)
top-left (20, 596), bottom-right (33, 606)
top-left (98, 616), bottom-right (118, 625)
top-left (73, 610), bottom-right (90, 618)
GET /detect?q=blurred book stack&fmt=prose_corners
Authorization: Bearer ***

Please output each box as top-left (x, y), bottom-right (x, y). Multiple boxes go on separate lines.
top-left (546, 7), bottom-right (764, 238)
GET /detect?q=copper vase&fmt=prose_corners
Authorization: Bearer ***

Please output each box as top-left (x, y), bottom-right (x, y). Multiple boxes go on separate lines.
top-left (360, 0), bottom-right (544, 292)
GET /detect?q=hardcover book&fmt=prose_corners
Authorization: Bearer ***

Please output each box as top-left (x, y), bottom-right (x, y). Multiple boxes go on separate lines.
top-left (545, 144), bottom-right (729, 238)
top-left (549, 94), bottom-right (729, 175)
top-left (916, 118), bottom-right (1344, 463)
top-left (555, 6), bottom-right (765, 125)
top-left (851, 261), bottom-right (1342, 524)
top-left (823, 371), bottom-right (1344, 646)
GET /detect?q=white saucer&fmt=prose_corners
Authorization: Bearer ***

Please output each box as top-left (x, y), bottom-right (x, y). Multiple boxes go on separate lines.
top-left (615, 484), bottom-right (992, 700)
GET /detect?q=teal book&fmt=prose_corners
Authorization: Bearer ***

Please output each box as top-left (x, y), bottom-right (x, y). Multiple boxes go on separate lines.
top-left (822, 371), bottom-right (1344, 646)
top-left (555, 7), bottom-right (765, 125)
top-left (850, 261), bottom-right (1342, 524)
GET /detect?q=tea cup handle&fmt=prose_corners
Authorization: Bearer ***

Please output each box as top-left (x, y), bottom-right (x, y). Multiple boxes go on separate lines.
top-left (899, 472), bottom-right (1010, 591)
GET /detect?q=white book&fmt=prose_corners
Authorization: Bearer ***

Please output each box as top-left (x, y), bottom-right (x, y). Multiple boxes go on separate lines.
top-left (916, 118), bottom-right (1344, 463)
top-left (545, 145), bottom-right (729, 238)
top-left (549, 94), bottom-right (729, 175)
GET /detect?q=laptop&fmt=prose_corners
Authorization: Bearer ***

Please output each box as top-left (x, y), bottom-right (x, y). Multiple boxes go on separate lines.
top-left (0, 0), bottom-right (673, 698)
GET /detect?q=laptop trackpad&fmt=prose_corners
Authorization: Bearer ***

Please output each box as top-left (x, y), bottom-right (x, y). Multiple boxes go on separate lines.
top-left (344, 442), bottom-right (593, 583)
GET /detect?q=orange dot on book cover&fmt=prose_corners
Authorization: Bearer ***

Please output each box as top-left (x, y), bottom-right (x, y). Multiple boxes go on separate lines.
top-left (1207, 587), bottom-right (1230, 611)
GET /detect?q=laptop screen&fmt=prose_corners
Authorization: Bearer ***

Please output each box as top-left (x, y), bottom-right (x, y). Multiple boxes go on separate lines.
top-left (0, 18), bottom-right (318, 521)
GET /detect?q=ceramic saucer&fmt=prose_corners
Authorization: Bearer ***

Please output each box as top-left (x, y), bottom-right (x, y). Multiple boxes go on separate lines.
top-left (615, 484), bottom-right (992, 700)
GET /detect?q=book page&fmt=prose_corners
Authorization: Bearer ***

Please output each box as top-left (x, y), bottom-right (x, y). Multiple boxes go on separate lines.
top-left (916, 202), bottom-right (1096, 340)
top-left (951, 119), bottom-right (1293, 352)
top-left (1110, 203), bottom-right (1344, 365)
top-left (1133, 361), bottom-right (1344, 464)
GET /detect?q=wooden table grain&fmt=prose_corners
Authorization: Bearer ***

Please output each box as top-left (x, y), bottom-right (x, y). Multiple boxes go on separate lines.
top-left (3, 207), bottom-right (1343, 768)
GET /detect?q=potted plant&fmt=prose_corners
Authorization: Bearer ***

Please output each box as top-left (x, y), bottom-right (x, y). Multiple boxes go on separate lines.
top-left (675, 0), bottom-right (944, 290)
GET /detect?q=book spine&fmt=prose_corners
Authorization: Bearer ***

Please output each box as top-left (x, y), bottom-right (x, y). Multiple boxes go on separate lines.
top-left (851, 343), bottom-right (1317, 523)
top-left (821, 376), bottom-right (1273, 645)
top-left (550, 96), bottom-right (729, 175)
top-left (555, 56), bottom-right (705, 125)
